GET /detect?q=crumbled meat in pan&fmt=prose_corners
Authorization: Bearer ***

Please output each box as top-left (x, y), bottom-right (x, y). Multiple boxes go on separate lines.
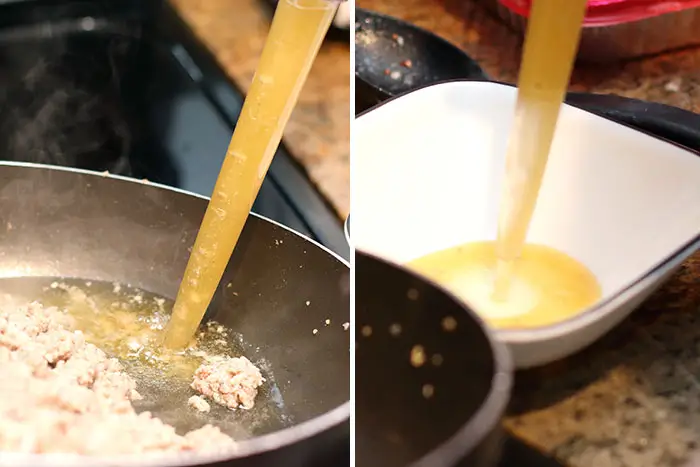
top-left (0, 302), bottom-right (238, 455)
top-left (188, 395), bottom-right (211, 413)
top-left (191, 356), bottom-right (265, 410)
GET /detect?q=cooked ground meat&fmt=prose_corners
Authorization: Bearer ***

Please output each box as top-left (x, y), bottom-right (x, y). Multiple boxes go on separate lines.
top-left (0, 302), bottom-right (239, 455)
top-left (191, 356), bottom-right (264, 410)
top-left (188, 395), bottom-right (211, 413)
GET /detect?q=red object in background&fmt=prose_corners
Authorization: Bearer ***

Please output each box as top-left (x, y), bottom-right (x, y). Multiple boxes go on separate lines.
top-left (499, 0), bottom-right (700, 26)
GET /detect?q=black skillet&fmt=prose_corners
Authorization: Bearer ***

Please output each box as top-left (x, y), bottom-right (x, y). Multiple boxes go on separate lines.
top-left (0, 163), bottom-right (349, 467)
top-left (354, 8), bottom-right (700, 152)
top-left (355, 251), bottom-right (567, 467)
top-left (356, 251), bottom-right (512, 467)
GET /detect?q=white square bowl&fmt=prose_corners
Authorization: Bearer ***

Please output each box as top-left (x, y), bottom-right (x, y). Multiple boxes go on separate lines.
top-left (351, 80), bottom-right (700, 369)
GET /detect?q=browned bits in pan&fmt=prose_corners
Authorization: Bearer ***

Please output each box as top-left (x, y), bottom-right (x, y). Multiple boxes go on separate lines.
top-left (410, 345), bottom-right (426, 367)
top-left (442, 316), bottom-right (457, 332)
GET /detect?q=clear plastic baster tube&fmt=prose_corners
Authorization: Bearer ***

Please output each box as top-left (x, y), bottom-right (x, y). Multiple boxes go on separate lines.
top-left (163, 0), bottom-right (339, 349)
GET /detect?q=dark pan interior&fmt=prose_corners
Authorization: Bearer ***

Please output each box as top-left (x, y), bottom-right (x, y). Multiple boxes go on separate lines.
top-left (356, 252), bottom-right (507, 467)
top-left (0, 164), bottom-right (351, 430)
top-left (354, 8), bottom-right (486, 98)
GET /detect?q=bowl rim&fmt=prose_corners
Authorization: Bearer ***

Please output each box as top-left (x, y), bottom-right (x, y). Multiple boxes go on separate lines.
top-left (353, 79), bottom-right (700, 343)
top-left (0, 161), bottom-right (350, 467)
top-left (356, 250), bottom-right (513, 467)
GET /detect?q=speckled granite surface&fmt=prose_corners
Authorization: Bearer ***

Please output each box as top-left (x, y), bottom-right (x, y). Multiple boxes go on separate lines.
top-left (360, 0), bottom-right (700, 113)
top-left (170, 0), bottom-right (350, 218)
top-left (357, 1), bottom-right (700, 467)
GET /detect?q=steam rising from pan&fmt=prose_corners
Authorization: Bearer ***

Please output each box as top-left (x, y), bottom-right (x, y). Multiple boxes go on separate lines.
top-left (0, 17), bottom-right (141, 175)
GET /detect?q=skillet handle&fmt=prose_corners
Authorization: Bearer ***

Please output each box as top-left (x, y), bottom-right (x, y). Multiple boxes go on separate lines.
top-left (564, 92), bottom-right (700, 152)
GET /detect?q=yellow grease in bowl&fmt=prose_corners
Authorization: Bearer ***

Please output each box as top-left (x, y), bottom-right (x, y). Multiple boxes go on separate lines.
top-left (407, 242), bottom-right (601, 329)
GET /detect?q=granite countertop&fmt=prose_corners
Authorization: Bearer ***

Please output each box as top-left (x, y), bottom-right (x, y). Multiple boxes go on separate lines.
top-left (169, 0), bottom-right (350, 218)
top-left (359, 0), bottom-right (700, 112)
top-left (358, 1), bottom-right (700, 467)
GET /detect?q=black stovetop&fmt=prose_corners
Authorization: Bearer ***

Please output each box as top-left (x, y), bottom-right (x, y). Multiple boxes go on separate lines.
top-left (498, 434), bottom-right (566, 467)
top-left (0, 0), bottom-right (349, 260)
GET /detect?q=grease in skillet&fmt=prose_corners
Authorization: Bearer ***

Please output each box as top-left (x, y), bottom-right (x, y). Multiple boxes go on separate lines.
top-left (0, 278), bottom-right (288, 455)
